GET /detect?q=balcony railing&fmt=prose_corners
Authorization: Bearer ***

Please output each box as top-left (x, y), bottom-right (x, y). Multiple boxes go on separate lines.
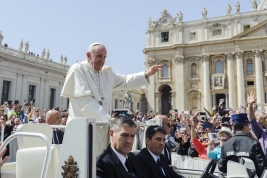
top-left (159, 77), bottom-right (171, 82)
top-left (0, 46), bottom-right (69, 71)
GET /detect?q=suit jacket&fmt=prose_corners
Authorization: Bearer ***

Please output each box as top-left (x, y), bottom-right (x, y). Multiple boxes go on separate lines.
top-left (96, 145), bottom-right (146, 178)
top-left (164, 144), bottom-right (172, 165)
top-left (136, 148), bottom-right (183, 178)
top-left (52, 129), bottom-right (64, 144)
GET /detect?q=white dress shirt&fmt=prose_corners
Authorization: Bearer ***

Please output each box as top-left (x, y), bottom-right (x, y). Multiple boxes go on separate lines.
top-left (147, 148), bottom-right (166, 176)
top-left (111, 146), bottom-right (129, 172)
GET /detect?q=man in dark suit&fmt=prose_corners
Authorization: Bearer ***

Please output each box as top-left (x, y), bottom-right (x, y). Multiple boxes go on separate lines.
top-left (155, 115), bottom-right (173, 164)
top-left (96, 116), bottom-right (145, 178)
top-left (46, 110), bottom-right (64, 144)
top-left (136, 125), bottom-right (183, 178)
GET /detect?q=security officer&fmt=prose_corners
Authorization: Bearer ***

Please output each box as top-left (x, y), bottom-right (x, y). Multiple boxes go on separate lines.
top-left (218, 113), bottom-right (266, 177)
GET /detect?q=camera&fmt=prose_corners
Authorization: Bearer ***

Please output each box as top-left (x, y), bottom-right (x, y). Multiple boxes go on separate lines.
top-left (184, 111), bottom-right (190, 115)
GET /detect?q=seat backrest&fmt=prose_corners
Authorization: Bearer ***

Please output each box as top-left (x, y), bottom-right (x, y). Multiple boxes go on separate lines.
top-left (227, 160), bottom-right (249, 178)
top-left (239, 157), bottom-right (256, 171)
top-left (16, 146), bottom-right (58, 178)
top-left (16, 124), bottom-right (52, 149)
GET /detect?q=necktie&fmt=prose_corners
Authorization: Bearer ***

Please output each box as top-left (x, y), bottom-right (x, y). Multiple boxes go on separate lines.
top-left (125, 158), bottom-right (133, 173)
top-left (157, 158), bottom-right (165, 176)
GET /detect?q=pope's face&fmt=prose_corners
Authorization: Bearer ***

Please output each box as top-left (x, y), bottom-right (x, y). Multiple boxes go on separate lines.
top-left (110, 126), bottom-right (136, 157)
top-left (87, 45), bottom-right (107, 72)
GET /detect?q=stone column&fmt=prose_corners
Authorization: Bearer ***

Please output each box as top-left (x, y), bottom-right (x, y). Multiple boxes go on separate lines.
top-left (225, 93), bottom-right (229, 108)
top-left (174, 57), bottom-right (185, 112)
top-left (212, 93), bottom-right (216, 106)
top-left (38, 78), bottom-right (45, 110)
top-left (155, 92), bottom-right (162, 114)
top-left (202, 55), bottom-right (211, 111)
top-left (14, 73), bottom-right (23, 101)
top-left (226, 53), bottom-right (236, 108)
top-left (254, 49), bottom-right (264, 106)
top-left (177, 27), bottom-right (183, 44)
top-left (236, 51), bottom-right (245, 106)
top-left (171, 91), bottom-right (176, 110)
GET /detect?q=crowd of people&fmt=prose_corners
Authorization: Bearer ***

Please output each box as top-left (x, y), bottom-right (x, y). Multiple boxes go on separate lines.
top-left (1, 90), bottom-right (267, 176)
top-left (110, 91), bottom-right (267, 177)
top-left (0, 100), bottom-right (68, 162)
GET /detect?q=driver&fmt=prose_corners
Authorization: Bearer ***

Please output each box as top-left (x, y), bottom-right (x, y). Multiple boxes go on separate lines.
top-left (218, 113), bottom-right (266, 177)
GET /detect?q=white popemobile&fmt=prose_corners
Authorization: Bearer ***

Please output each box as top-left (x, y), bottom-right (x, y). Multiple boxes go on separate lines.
top-left (0, 118), bottom-right (263, 178)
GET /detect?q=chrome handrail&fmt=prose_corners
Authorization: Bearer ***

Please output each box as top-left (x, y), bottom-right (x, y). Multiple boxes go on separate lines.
top-left (49, 125), bottom-right (66, 129)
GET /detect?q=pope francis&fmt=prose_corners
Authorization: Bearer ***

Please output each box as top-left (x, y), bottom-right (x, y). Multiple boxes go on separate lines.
top-left (61, 42), bottom-right (162, 156)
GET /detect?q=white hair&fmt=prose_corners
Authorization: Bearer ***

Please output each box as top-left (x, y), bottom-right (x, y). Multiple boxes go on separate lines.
top-left (87, 42), bottom-right (103, 53)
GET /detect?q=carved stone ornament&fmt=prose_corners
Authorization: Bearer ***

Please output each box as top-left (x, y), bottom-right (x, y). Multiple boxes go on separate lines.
top-left (252, 49), bottom-right (263, 57)
top-left (235, 51), bottom-right (244, 58)
top-left (174, 57), bottom-right (185, 64)
top-left (244, 52), bottom-right (255, 58)
top-left (147, 59), bottom-right (156, 66)
top-left (188, 56), bottom-right (200, 62)
top-left (225, 53), bottom-right (234, 60)
top-left (201, 55), bottom-right (210, 62)
top-left (61, 155), bottom-right (79, 178)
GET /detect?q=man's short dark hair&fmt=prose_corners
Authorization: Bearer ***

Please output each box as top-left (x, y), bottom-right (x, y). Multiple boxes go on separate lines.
top-left (110, 116), bottom-right (137, 132)
top-left (233, 122), bottom-right (249, 131)
top-left (146, 125), bottom-right (166, 140)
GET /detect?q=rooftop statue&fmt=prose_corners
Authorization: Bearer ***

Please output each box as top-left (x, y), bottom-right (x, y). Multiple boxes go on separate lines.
top-left (46, 49), bottom-right (50, 60)
top-left (202, 8), bottom-right (208, 19)
top-left (18, 39), bottom-right (23, 51)
top-left (251, 0), bottom-right (257, 10)
top-left (41, 48), bottom-right (46, 58)
top-left (257, 0), bottom-right (267, 10)
top-left (178, 11), bottom-right (183, 22)
top-left (24, 41), bottom-right (29, 53)
top-left (60, 55), bottom-right (63, 64)
top-left (161, 9), bottom-right (169, 17)
top-left (236, 1), bottom-right (240, 13)
top-left (226, 4), bottom-right (232, 15)
top-left (0, 31), bottom-right (3, 45)
top-left (148, 18), bottom-right (153, 28)
top-left (124, 91), bottom-right (132, 109)
top-left (64, 55), bottom-right (67, 65)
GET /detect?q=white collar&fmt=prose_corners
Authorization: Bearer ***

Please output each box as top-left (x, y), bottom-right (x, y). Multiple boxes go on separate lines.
top-left (111, 146), bottom-right (128, 165)
top-left (147, 148), bottom-right (160, 162)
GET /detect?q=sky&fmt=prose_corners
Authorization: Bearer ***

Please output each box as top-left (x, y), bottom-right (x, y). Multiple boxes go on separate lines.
top-left (0, 0), bottom-right (252, 75)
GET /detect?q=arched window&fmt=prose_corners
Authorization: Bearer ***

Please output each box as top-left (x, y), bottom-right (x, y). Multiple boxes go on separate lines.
top-left (162, 64), bottom-right (168, 78)
top-left (215, 60), bottom-right (224, 74)
top-left (191, 63), bottom-right (197, 76)
top-left (246, 59), bottom-right (253, 74)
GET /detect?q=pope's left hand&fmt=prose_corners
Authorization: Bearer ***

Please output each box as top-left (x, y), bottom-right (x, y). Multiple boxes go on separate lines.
top-left (145, 65), bottom-right (162, 78)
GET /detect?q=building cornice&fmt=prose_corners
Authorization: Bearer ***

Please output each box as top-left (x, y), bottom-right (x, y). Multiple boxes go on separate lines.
top-left (0, 52), bottom-right (69, 76)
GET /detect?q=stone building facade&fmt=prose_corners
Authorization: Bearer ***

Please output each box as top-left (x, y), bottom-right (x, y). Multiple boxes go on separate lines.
top-left (0, 37), bottom-right (145, 112)
top-left (144, 1), bottom-right (267, 114)
top-left (0, 41), bottom-right (70, 110)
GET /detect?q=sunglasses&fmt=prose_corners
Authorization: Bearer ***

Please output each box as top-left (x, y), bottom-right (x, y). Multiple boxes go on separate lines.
top-left (198, 131), bottom-right (206, 135)
top-left (34, 110), bottom-right (39, 112)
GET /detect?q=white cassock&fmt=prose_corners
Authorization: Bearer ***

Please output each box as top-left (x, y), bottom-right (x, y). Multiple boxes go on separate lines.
top-left (61, 60), bottom-right (149, 156)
